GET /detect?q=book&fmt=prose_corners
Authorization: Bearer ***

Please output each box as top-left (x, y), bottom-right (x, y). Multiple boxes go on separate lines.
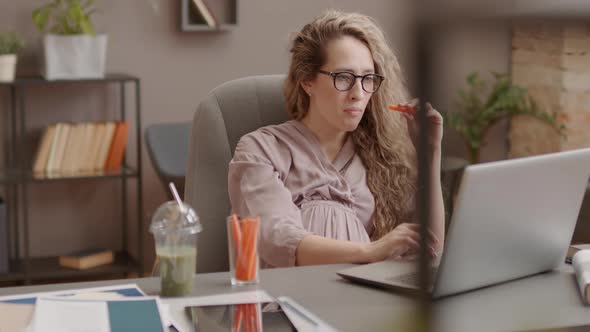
top-left (48, 123), bottom-right (71, 174)
top-left (69, 123), bottom-right (88, 174)
top-left (85, 122), bottom-right (105, 172)
top-left (32, 125), bottom-right (57, 174)
top-left (77, 122), bottom-right (96, 173)
top-left (572, 249), bottom-right (590, 304)
top-left (61, 122), bottom-right (84, 174)
top-left (191, 0), bottom-right (217, 27)
top-left (33, 122), bottom-right (123, 176)
top-left (566, 243), bottom-right (590, 264)
top-left (95, 122), bottom-right (116, 170)
top-left (45, 123), bottom-right (64, 173)
top-left (105, 121), bottom-right (130, 171)
top-left (58, 248), bottom-right (114, 270)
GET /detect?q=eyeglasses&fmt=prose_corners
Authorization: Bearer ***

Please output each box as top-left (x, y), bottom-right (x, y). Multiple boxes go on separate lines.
top-left (318, 70), bottom-right (385, 93)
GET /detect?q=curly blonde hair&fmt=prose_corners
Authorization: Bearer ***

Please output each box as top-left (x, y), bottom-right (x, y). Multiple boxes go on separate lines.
top-left (284, 10), bottom-right (417, 240)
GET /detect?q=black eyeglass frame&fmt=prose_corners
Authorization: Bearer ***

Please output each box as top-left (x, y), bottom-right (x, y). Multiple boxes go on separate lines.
top-left (317, 70), bottom-right (385, 93)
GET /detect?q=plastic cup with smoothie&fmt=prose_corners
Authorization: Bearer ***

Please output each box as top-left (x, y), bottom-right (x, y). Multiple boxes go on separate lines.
top-left (150, 198), bottom-right (202, 297)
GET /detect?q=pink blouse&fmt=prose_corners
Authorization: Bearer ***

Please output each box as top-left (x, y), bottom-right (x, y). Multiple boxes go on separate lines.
top-left (228, 120), bottom-right (375, 268)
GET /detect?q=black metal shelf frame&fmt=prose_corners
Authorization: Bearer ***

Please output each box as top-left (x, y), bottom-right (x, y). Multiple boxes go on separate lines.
top-left (0, 74), bottom-right (144, 283)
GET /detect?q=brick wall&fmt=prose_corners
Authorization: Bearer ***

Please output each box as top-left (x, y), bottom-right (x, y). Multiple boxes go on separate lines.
top-left (509, 23), bottom-right (590, 157)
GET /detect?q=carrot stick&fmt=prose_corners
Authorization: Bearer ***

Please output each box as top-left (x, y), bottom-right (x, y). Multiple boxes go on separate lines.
top-left (234, 304), bottom-right (243, 332)
top-left (245, 219), bottom-right (257, 280)
top-left (252, 303), bottom-right (261, 332)
top-left (243, 304), bottom-right (248, 332)
top-left (244, 303), bottom-right (252, 332)
top-left (231, 214), bottom-right (242, 258)
top-left (250, 304), bottom-right (256, 332)
top-left (235, 217), bottom-right (260, 282)
top-left (237, 218), bottom-right (255, 281)
top-left (388, 104), bottom-right (417, 114)
top-left (246, 217), bottom-right (260, 280)
top-left (246, 219), bottom-right (258, 280)
top-left (236, 220), bottom-right (250, 280)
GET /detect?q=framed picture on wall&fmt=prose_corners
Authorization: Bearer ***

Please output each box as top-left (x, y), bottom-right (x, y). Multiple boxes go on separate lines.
top-left (180, 0), bottom-right (237, 31)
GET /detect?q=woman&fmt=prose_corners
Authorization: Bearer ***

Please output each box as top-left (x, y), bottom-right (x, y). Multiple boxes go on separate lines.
top-left (228, 10), bottom-right (444, 268)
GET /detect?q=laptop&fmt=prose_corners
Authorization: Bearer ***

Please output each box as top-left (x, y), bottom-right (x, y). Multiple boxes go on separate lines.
top-left (337, 148), bottom-right (590, 298)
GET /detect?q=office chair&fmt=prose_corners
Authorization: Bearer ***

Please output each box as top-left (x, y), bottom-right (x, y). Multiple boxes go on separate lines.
top-left (184, 75), bottom-right (288, 273)
top-left (145, 122), bottom-right (192, 200)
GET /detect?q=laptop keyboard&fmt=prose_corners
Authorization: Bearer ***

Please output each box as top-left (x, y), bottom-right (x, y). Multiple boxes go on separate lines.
top-left (387, 268), bottom-right (438, 287)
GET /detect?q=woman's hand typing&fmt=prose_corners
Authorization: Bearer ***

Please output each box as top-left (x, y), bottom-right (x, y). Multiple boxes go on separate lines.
top-left (364, 223), bottom-right (440, 263)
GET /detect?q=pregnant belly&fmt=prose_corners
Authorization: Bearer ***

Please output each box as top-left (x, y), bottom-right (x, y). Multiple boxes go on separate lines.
top-left (299, 200), bottom-right (370, 243)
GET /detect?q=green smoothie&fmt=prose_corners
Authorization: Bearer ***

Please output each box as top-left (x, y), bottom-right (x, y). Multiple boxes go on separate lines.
top-left (156, 246), bottom-right (197, 297)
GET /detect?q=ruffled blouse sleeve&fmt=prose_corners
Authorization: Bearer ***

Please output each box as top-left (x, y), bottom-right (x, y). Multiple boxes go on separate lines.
top-left (228, 132), bottom-right (311, 267)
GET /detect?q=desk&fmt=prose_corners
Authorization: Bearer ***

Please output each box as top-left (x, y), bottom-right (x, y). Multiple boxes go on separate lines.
top-left (1, 264), bottom-right (589, 332)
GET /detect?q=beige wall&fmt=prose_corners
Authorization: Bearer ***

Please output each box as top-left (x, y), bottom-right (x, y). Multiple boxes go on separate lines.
top-left (0, 0), bottom-right (512, 271)
top-left (429, 22), bottom-right (513, 162)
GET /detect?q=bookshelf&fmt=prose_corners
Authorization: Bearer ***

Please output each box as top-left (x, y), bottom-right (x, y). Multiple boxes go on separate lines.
top-left (180, 0), bottom-right (237, 31)
top-left (0, 74), bottom-right (143, 284)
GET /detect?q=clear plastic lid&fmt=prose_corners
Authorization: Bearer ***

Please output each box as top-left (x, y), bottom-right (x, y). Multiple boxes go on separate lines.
top-left (149, 201), bottom-right (202, 235)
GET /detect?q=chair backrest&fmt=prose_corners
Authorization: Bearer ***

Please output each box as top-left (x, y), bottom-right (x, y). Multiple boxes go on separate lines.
top-left (184, 75), bottom-right (288, 273)
top-left (145, 122), bottom-right (192, 199)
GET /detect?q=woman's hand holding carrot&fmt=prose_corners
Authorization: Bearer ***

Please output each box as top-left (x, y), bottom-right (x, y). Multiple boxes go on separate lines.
top-left (388, 104), bottom-right (416, 114)
top-left (389, 99), bottom-right (443, 150)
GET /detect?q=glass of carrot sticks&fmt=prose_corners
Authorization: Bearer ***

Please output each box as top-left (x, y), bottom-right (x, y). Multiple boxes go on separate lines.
top-left (227, 214), bottom-right (260, 285)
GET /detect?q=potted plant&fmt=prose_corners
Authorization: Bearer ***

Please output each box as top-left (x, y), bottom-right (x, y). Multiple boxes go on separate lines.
top-left (445, 72), bottom-right (566, 164)
top-left (0, 32), bottom-right (25, 82)
top-left (32, 0), bottom-right (106, 80)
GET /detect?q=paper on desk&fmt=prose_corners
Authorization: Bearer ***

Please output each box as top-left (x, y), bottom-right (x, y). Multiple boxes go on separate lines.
top-left (0, 303), bottom-right (34, 332)
top-left (31, 297), bottom-right (110, 332)
top-left (277, 296), bottom-right (339, 332)
top-left (29, 296), bottom-right (166, 332)
top-left (161, 303), bottom-right (192, 332)
top-left (160, 289), bottom-right (274, 307)
top-left (64, 291), bottom-right (128, 300)
top-left (0, 283), bottom-right (146, 304)
top-left (281, 305), bottom-right (317, 332)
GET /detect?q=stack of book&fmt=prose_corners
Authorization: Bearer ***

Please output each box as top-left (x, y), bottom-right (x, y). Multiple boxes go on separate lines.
top-left (572, 249), bottom-right (590, 304)
top-left (32, 121), bottom-right (130, 177)
top-left (58, 248), bottom-right (114, 270)
top-left (566, 243), bottom-right (590, 264)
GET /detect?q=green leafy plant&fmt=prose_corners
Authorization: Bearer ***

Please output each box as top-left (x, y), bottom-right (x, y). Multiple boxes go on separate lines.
top-left (0, 32), bottom-right (25, 55)
top-left (32, 0), bottom-right (97, 35)
top-left (444, 72), bottom-right (566, 164)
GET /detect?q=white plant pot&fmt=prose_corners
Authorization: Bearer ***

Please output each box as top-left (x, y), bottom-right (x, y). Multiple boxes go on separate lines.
top-left (0, 54), bottom-right (17, 82)
top-left (43, 34), bottom-right (108, 80)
